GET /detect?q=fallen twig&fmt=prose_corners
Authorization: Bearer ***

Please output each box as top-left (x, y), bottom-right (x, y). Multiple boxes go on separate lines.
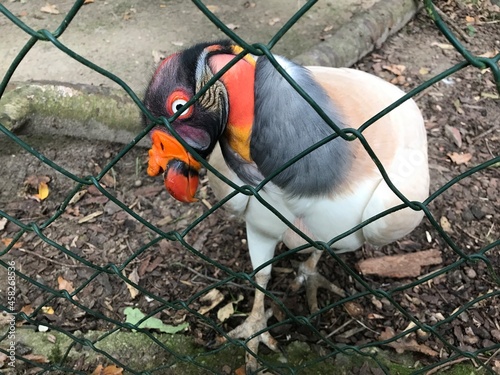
top-left (433, 5), bottom-right (471, 42)
top-left (172, 262), bottom-right (285, 295)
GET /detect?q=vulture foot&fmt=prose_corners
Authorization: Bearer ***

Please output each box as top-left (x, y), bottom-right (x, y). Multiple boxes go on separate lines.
top-left (226, 307), bottom-right (280, 374)
top-left (290, 250), bottom-right (346, 313)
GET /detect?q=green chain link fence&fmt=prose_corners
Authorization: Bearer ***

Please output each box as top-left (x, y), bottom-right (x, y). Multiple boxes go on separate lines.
top-left (0, 0), bottom-right (499, 374)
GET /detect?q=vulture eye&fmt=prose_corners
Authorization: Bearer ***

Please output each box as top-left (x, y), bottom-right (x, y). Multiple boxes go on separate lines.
top-left (172, 99), bottom-right (189, 115)
top-left (166, 90), bottom-right (193, 119)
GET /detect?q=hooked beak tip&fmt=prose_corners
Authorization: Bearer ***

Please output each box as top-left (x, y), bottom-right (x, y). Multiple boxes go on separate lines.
top-left (164, 159), bottom-right (199, 203)
top-left (147, 129), bottom-right (201, 202)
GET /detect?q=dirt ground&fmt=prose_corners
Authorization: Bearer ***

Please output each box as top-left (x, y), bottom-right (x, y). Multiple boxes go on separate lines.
top-left (0, 1), bottom-right (499, 374)
top-left (0, 0), bottom-right (380, 93)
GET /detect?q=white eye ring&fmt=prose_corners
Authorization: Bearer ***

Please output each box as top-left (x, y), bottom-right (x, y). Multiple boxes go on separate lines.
top-left (171, 98), bottom-right (189, 116)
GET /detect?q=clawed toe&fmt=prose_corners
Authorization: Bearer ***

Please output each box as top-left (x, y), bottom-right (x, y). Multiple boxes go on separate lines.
top-left (220, 308), bottom-right (280, 374)
top-left (289, 251), bottom-right (346, 314)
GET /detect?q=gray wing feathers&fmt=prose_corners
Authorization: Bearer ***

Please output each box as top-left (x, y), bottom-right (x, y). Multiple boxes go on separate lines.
top-left (252, 56), bottom-right (352, 197)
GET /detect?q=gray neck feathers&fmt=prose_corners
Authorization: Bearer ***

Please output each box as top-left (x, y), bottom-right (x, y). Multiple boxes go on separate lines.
top-left (250, 56), bottom-right (352, 197)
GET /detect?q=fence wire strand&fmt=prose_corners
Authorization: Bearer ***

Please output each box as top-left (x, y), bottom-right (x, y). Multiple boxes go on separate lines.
top-left (0, 0), bottom-right (499, 374)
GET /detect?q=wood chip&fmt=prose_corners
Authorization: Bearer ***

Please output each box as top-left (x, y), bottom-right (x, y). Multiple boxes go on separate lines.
top-left (206, 5), bottom-right (220, 13)
top-left (357, 249), bottom-right (442, 278)
top-left (78, 211), bottom-right (103, 224)
top-left (0, 217), bottom-right (7, 231)
top-left (268, 17), bottom-right (281, 26)
top-left (440, 216), bottom-right (452, 233)
top-left (23, 354), bottom-right (49, 363)
top-left (481, 92), bottom-right (499, 99)
top-left (68, 190), bottom-right (87, 205)
top-left (199, 289), bottom-right (224, 315)
top-left (445, 125), bottom-right (462, 148)
top-left (344, 301), bottom-right (364, 318)
top-left (431, 42), bottom-right (454, 49)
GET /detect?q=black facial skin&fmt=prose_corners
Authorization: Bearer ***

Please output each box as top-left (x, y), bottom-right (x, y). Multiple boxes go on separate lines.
top-left (166, 159), bottom-right (198, 179)
top-left (142, 40), bottom-right (234, 159)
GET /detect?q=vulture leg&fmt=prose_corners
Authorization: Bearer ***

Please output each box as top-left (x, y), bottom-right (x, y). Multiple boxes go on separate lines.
top-left (225, 219), bottom-right (283, 373)
top-left (227, 271), bottom-right (278, 373)
top-left (290, 249), bottom-right (345, 313)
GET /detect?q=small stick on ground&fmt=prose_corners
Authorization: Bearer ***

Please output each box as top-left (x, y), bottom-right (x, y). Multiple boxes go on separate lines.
top-left (433, 4), bottom-right (471, 42)
top-left (17, 248), bottom-right (82, 268)
top-left (425, 357), bottom-right (470, 375)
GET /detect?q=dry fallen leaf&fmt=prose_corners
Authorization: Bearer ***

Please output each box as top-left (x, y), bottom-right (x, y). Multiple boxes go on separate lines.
top-left (24, 175), bottom-right (50, 187)
top-left (84, 0), bottom-right (95, 4)
top-left (34, 181), bottom-right (50, 201)
top-left (101, 174), bottom-right (115, 188)
top-left (447, 152), bottom-right (472, 165)
top-left (390, 75), bottom-right (406, 85)
top-left (40, 3), bottom-right (60, 15)
top-left (380, 327), bottom-right (439, 357)
top-left (126, 268), bottom-right (140, 299)
top-left (217, 294), bottom-right (243, 322)
top-left (217, 301), bottom-right (234, 322)
top-left (21, 304), bottom-right (35, 315)
top-left (382, 64), bottom-right (406, 76)
top-left (1, 238), bottom-right (23, 249)
top-left (57, 276), bottom-right (75, 294)
top-left (23, 175), bottom-right (51, 201)
top-left (199, 289), bottom-right (224, 315)
top-left (92, 364), bottom-right (124, 375)
top-left (41, 306), bottom-right (55, 315)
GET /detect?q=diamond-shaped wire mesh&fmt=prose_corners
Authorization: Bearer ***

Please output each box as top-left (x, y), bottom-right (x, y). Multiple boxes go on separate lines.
top-left (0, 0), bottom-right (499, 374)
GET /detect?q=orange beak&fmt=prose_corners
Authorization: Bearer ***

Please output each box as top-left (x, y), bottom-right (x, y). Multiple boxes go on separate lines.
top-left (147, 129), bottom-right (201, 203)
